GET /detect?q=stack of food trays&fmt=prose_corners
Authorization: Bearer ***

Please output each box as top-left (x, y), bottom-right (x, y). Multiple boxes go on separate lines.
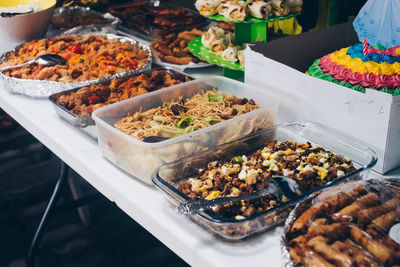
top-left (92, 76), bottom-right (279, 184)
top-left (152, 122), bottom-right (377, 240)
top-left (283, 178), bottom-right (400, 266)
top-left (49, 67), bottom-right (193, 138)
top-left (108, 1), bottom-right (208, 41)
top-left (0, 33), bottom-right (152, 98)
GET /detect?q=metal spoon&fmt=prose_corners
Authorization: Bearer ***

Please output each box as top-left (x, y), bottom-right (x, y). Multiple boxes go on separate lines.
top-left (0, 54), bottom-right (66, 72)
top-left (176, 176), bottom-right (302, 216)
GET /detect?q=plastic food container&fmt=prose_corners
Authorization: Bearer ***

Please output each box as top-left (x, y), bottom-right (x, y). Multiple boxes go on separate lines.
top-left (49, 67), bottom-right (193, 139)
top-left (152, 122), bottom-right (377, 240)
top-left (92, 76), bottom-right (279, 184)
top-left (282, 178), bottom-right (400, 266)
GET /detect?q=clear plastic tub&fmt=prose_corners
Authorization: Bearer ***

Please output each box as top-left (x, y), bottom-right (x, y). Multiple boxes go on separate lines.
top-left (152, 122), bottom-right (377, 240)
top-left (92, 76), bottom-right (279, 184)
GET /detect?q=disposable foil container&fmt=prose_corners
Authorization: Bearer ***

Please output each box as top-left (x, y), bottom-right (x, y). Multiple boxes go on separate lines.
top-left (52, 6), bottom-right (120, 31)
top-left (0, 33), bottom-right (152, 98)
top-left (281, 178), bottom-right (400, 266)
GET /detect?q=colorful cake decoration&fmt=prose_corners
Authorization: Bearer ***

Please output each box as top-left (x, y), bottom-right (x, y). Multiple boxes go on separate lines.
top-left (307, 0), bottom-right (400, 95)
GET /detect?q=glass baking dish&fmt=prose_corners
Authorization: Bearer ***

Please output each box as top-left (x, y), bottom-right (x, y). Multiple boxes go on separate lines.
top-left (152, 122), bottom-right (377, 240)
top-left (92, 76), bottom-right (279, 184)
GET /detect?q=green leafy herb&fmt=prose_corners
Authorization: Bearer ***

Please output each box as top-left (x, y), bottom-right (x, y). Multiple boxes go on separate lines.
top-left (176, 116), bottom-right (193, 129)
top-left (208, 94), bottom-right (223, 102)
top-left (163, 102), bottom-right (171, 109)
top-left (233, 156), bottom-right (244, 163)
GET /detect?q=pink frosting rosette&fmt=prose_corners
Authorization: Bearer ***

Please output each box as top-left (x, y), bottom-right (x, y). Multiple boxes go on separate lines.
top-left (318, 56), bottom-right (332, 72)
top-left (325, 60), bottom-right (339, 76)
top-left (391, 75), bottom-right (400, 88)
top-left (331, 64), bottom-right (345, 80)
top-left (336, 66), bottom-right (353, 82)
top-left (361, 72), bottom-right (378, 88)
top-left (376, 75), bottom-right (393, 89)
top-left (318, 55), bottom-right (330, 66)
top-left (348, 71), bottom-right (363, 85)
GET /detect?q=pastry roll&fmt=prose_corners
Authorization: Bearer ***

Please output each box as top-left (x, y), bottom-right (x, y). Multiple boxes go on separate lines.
top-left (210, 40), bottom-right (227, 55)
top-left (331, 240), bottom-right (380, 267)
top-left (268, 0), bottom-right (289, 16)
top-left (333, 192), bottom-right (380, 221)
top-left (221, 44), bottom-right (240, 62)
top-left (370, 209), bottom-right (400, 232)
top-left (358, 197), bottom-right (400, 224)
top-left (303, 250), bottom-right (335, 267)
top-left (248, 1), bottom-right (272, 18)
top-left (350, 225), bottom-right (394, 265)
top-left (217, 1), bottom-right (230, 17)
top-left (238, 49), bottom-right (245, 65)
top-left (195, 0), bottom-right (222, 16)
top-left (229, 5), bottom-right (247, 21)
top-left (307, 236), bottom-right (353, 267)
top-left (201, 27), bottom-right (225, 48)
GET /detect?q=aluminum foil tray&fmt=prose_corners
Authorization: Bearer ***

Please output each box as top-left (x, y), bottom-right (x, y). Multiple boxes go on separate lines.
top-left (0, 33), bottom-right (152, 99)
top-left (281, 178), bottom-right (400, 266)
top-left (48, 67), bottom-right (194, 139)
top-left (51, 6), bottom-right (120, 31)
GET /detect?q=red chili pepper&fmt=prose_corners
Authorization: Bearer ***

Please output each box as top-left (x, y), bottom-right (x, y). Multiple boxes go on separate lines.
top-left (95, 39), bottom-right (102, 43)
top-left (88, 95), bottom-right (101, 105)
top-left (65, 44), bottom-right (82, 54)
top-left (31, 64), bottom-right (43, 78)
top-left (130, 60), bottom-right (138, 69)
top-left (103, 61), bottom-right (116, 66)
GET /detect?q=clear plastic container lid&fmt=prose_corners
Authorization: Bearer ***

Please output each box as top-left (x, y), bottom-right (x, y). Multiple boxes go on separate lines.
top-left (92, 76), bottom-right (279, 184)
top-left (152, 122), bottom-right (377, 240)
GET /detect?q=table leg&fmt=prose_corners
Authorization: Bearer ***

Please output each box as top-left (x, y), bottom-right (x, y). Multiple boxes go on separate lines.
top-left (26, 161), bottom-right (68, 267)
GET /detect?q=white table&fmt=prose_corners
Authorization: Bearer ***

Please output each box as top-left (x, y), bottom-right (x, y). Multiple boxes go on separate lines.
top-left (0, 72), bottom-right (399, 267)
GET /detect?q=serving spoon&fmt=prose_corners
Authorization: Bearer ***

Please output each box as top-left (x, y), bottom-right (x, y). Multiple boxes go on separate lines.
top-left (176, 176), bottom-right (302, 215)
top-left (0, 54), bottom-right (66, 72)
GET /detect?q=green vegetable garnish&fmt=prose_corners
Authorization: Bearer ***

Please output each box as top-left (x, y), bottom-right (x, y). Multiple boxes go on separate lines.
top-left (208, 94), bottom-right (224, 102)
top-left (200, 115), bottom-right (220, 125)
top-left (233, 156), bottom-right (244, 163)
top-left (176, 116), bottom-right (193, 129)
top-left (163, 102), bottom-right (171, 109)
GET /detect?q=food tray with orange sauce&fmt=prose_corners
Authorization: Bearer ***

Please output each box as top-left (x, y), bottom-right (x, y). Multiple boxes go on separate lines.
top-left (0, 33), bottom-right (151, 98)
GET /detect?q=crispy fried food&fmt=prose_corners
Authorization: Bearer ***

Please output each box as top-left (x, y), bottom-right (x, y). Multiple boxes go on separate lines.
top-left (288, 235), bottom-right (308, 264)
top-left (369, 209), bottom-right (400, 232)
top-left (333, 192), bottom-right (380, 221)
top-left (286, 182), bottom-right (400, 266)
top-left (150, 28), bottom-right (203, 65)
top-left (307, 222), bottom-right (349, 240)
top-left (358, 197), bottom-right (400, 224)
top-left (303, 250), bottom-right (335, 267)
top-left (350, 225), bottom-right (395, 265)
top-left (292, 192), bottom-right (353, 234)
top-left (331, 240), bottom-right (380, 267)
top-left (307, 236), bottom-right (353, 267)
